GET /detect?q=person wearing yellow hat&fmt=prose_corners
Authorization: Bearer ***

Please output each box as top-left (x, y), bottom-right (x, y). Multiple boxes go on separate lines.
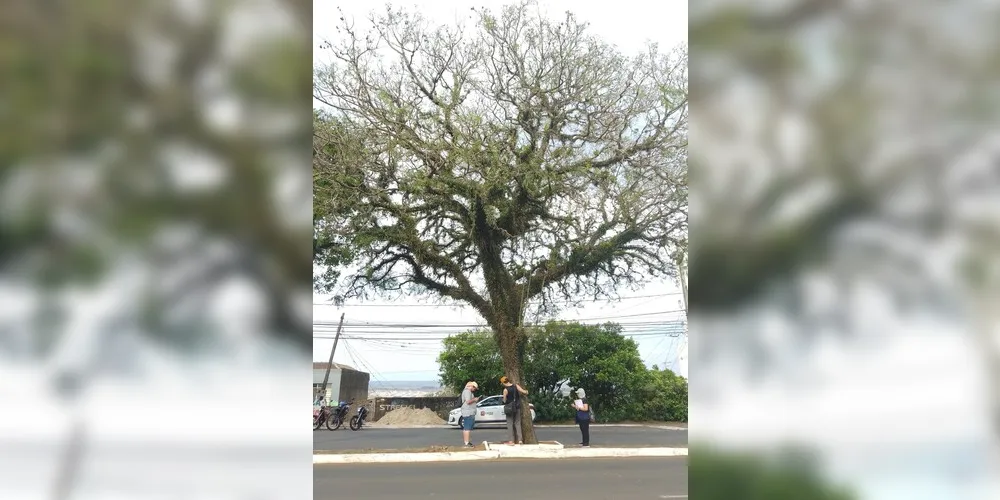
top-left (501, 376), bottom-right (529, 444)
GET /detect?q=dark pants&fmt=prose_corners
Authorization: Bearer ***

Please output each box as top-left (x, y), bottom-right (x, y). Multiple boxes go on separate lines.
top-left (578, 420), bottom-right (590, 446)
top-left (506, 408), bottom-right (523, 443)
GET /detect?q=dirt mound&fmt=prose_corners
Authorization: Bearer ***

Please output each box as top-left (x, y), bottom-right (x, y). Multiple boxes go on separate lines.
top-left (371, 407), bottom-right (447, 426)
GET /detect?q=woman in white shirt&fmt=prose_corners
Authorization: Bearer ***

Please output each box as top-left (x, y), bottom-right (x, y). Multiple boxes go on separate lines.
top-left (570, 388), bottom-right (591, 447)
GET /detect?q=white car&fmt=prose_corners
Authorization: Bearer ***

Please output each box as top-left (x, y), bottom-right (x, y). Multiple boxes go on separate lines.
top-left (447, 394), bottom-right (536, 428)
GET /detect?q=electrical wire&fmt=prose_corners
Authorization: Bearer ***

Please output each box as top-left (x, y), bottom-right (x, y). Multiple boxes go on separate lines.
top-left (342, 339), bottom-right (398, 394)
top-left (312, 309), bottom-right (686, 330)
top-left (320, 331), bottom-right (685, 344)
top-left (314, 291), bottom-right (683, 307)
top-left (314, 320), bottom-right (686, 339)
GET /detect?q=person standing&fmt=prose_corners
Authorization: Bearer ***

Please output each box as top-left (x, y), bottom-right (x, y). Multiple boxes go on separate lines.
top-left (460, 380), bottom-right (480, 447)
top-left (571, 388), bottom-right (591, 447)
top-left (501, 376), bottom-right (529, 444)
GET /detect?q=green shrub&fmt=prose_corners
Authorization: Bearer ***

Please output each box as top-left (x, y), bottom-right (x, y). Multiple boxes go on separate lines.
top-left (531, 391), bottom-right (576, 422)
top-left (437, 322), bottom-right (690, 423)
top-left (689, 444), bottom-right (855, 500)
top-left (630, 367), bottom-right (688, 422)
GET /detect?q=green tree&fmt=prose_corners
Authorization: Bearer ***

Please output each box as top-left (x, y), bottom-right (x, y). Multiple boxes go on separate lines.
top-left (437, 331), bottom-right (504, 396)
top-left (313, 3), bottom-right (687, 443)
top-left (526, 321), bottom-right (653, 421)
top-left (436, 321), bottom-right (687, 422)
top-left (639, 366), bottom-right (688, 422)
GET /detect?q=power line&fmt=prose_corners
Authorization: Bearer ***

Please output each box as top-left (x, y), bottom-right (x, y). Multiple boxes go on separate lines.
top-left (313, 292), bottom-right (683, 308)
top-left (342, 339), bottom-right (398, 394)
top-left (314, 323), bottom-right (686, 337)
top-left (319, 331), bottom-right (685, 342)
top-left (313, 321), bottom-right (687, 339)
top-left (315, 328), bottom-right (687, 343)
top-left (313, 325), bottom-right (686, 337)
top-left (312, 309), bottom-right (686, 330)
top-left (314, 319), bottom-right (684, 329)
top-left (319, 327), bottom-right (686, 338)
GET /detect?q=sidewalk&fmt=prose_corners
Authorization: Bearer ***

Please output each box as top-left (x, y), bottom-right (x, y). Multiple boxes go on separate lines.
top-left (314, 441), bottom-right (688, 464)
top-left (358, 423), bottom-right (687, 430)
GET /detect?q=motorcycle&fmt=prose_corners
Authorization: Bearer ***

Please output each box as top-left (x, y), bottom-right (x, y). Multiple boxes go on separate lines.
top-left (328, 401), bottom-right (351, 430)
top-left (349, 404), bottom-right (369, 431)
top-left (313, 404), bottom-right (334, 431)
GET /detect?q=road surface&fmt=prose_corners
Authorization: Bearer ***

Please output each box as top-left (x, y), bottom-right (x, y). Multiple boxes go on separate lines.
top-left (314, 457), bottom-right (687, 500)
top-left (313, 424), bottom-right (687, 451)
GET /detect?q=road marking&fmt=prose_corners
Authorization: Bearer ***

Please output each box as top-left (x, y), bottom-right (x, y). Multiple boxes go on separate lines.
top-left (659, 496), bottom-right (687, 499)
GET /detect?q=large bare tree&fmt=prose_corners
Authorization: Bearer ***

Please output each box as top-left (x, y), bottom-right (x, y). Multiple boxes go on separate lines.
top-left (313, 3), bottom-right (687, 443)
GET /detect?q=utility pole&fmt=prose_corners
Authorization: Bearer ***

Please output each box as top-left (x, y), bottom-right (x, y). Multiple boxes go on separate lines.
top-left (676, 252), bottom-right (688, 313)
top-left (671, 250), bottom-right (688, 375)
top-left (318, 312), bottom-right (345, 402)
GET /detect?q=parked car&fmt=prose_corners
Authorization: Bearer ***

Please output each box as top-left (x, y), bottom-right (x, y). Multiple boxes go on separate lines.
top-left (447, 395), bottom-right (536, 429)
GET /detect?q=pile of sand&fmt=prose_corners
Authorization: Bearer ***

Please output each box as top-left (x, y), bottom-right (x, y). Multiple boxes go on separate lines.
top-left (371, 407), bottom-right (448, 426)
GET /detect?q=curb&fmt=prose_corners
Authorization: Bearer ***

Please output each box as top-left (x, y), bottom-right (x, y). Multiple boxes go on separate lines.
top-left (534, 424), bottom-right (687, 430)
top-left (313, 445), bottom-right (688, 464)
top-left (340, 424), bottom-right (686, 430)
top-left (315, 450), bottom-right (502, 464)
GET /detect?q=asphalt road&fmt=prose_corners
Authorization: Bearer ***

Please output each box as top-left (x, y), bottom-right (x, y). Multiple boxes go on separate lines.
top-left (314, 425), bottom-right (687, 451)
top-left (314, 457), bottom-right (687, 500)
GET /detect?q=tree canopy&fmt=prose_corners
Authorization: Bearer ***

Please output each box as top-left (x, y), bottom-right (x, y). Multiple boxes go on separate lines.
top-left (313, 2), bottom-right (687, 442)
top-left (437, 321), bottom-right (687, 422)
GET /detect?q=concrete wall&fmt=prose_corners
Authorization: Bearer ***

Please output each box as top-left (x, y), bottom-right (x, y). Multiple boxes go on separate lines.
top-left (367, 396), bottom-right (462, 422)
top-left (313, 367), bottom-right (369, 403)
top-left (313, 368), bottom-right (344, 385)
top-left (337, 368), bottom-right (370, 404)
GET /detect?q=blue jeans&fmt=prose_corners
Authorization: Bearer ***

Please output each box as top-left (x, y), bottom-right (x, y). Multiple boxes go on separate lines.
top-left (461, 415), bottom-right (475, 430)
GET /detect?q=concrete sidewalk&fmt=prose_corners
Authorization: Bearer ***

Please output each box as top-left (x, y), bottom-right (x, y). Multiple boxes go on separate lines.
top-left (362, 423), bottom-right (686, 430)
top-left (313, 441), bottom-right (688, 464)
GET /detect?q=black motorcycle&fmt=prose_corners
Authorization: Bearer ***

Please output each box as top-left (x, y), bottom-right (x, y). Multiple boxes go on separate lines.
top-left (328, 401), bottom-right (350, 430)
top-left (349, 404), bottom-right (369, 431)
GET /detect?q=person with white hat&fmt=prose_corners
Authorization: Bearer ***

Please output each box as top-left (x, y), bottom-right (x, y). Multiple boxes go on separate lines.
top-left (460, 380), bottom-right (480, 447)
top-left (571, 388), bottom-right (591, 447)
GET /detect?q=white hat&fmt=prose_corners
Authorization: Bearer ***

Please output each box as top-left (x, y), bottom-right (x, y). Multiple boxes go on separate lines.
top-left (575, 388), bottom-right (586, 398)
top-left (467, 381), bottom-right (479, 389)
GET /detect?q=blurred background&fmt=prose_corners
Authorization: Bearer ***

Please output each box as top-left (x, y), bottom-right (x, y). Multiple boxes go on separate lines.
top-left (690, 0), bottom-right (1000, 499)
top-left (0, 1), bottom-right (313, 499)
top-left (9, 0), bottom-right (1000, 498)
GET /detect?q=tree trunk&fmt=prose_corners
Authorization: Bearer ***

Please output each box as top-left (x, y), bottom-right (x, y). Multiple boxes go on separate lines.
top-left (496, 323), bottom-right (537, 444)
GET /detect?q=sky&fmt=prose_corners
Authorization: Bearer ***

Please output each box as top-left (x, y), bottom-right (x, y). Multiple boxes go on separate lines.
top-left (312, 0), bottom-right (689, 383)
